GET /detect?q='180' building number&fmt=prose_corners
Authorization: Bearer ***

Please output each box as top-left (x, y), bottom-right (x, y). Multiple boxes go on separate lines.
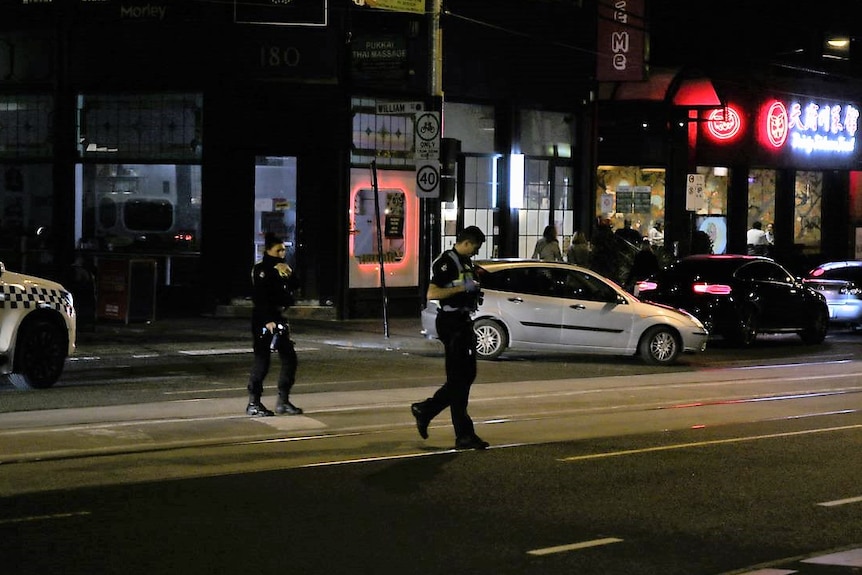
top-left (260, 46), bottom-right (301, 68)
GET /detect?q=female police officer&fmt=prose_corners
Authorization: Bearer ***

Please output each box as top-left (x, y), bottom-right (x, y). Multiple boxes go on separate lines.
top-left (246, 233), bottom-right (303, 417)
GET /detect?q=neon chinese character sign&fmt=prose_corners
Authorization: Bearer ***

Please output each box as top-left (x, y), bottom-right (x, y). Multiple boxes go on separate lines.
top-left (758, 99), bottom-right (859, 155)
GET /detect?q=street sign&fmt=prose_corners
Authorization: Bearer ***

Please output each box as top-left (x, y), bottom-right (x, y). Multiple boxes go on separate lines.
top-left (686, 173), bottom-right (706, 211)
top-left (376, 101), bottom-right (424, 115)
top-left (414, 111), bottom-right (441, 161)
top-left (415, 162), bottom-right (440, 198)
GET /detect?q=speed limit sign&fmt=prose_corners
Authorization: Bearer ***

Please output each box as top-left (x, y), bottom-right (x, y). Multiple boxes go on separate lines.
top-left (416, 162), bottom-right (440, 198)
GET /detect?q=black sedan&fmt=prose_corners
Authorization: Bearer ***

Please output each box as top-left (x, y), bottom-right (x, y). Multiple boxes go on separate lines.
top-left (635, 255), bottom-right (828, 346)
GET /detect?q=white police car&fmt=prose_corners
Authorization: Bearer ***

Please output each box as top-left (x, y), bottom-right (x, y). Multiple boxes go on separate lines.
top-left (0, 262), bottom-right (76, 389)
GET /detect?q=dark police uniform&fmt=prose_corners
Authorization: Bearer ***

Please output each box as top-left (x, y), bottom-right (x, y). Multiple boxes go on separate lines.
top-left (414, 248), bottom-right (483, 444)
top-left (247, 251), bottom-right (299, 414)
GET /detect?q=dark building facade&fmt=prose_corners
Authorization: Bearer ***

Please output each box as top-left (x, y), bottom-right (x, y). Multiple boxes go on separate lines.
top-left (2, 0), bottom-right (860, 323)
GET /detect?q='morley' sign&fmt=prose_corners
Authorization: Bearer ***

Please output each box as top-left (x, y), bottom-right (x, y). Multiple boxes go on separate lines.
top-left (705, 98), bottom-right (860, 157)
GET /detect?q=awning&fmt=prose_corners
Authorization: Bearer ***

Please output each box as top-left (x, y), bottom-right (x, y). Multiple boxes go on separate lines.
top-left (601, 67), bottom-right (724, 110)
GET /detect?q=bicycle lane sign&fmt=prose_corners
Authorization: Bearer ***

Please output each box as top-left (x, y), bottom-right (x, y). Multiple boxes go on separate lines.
top-left (414, 111), bottom-right (440, 161)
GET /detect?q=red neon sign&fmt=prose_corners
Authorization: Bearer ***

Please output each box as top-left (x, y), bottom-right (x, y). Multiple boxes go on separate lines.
top-left (762, 100), bottom-right (788, 149)
top-left (705, 106), bottom-right (743, 142)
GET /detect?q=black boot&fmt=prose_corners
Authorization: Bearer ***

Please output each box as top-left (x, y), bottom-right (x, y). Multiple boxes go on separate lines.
top-left (276, 396), bottom-right (303, 415)
top-left (246, 395), bottom-right (273, 417)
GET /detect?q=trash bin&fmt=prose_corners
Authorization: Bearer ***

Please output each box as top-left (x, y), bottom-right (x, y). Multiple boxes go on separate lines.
top-left (96, 258), bottom-right (157, 323)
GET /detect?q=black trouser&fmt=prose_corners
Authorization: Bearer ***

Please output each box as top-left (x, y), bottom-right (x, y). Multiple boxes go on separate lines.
top-left (420, 311), bottom-right (478, 440)
top-left (247, 328), bottom-right (297, 401)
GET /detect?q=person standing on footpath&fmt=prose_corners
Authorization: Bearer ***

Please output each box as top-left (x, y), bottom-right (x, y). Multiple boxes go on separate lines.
top-left (246, 232), bottom-right (303, 417)
top-left (531, 225), bottom-right (563, 262)
top-left (411, 225), bottom-right (489, 450)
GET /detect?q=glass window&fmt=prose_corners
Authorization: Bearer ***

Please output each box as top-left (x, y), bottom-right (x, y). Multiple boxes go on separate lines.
top-left (520, 109), bottom-right (572, 158)
top-left (0, 95), bottom-right (53, 158)
top-left (77, 94), bottom-right (202, 161)
top-left (442, 102), bottom-right (495, 153)
top-left (748, 168), bottom-right (776, 228)
top-left (695, 165), bottom-right (729, 215)
top-left (0, 163), bottom-right (53, 272)
top-left (596, 166), bottom-right (664, 241)
top-left (76, 163), bottom-right (201, 253)
top-left (350, 97), bottom-right (414, 169)
top-left (795, 171), bottom-right (822, 254)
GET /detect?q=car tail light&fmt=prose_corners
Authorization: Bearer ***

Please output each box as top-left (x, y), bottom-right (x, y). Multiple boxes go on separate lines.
top-left (636, 280), bottom-right (658, 292)
top-left (692, 282), bottom-right (732, 295)
top-left (810, 268), bottom-right (825, 277)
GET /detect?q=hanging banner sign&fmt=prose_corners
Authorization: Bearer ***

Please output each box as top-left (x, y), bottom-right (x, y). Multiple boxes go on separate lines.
top-left (596, 0), bottom-right (645, 82)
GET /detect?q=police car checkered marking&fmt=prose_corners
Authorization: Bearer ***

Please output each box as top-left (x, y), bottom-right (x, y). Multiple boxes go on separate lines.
top-left (0, 285), bottom-right (72, 313)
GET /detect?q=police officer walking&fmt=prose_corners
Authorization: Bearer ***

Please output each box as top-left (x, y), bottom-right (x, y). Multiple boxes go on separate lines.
top-left (246, 232), bottom-right (303, 417)
top-left (411, 226), bottom-right (489, 450)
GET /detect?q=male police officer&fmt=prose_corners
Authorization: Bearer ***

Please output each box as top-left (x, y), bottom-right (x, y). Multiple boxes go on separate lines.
top-left (411, 226), bottom-right (489, 450)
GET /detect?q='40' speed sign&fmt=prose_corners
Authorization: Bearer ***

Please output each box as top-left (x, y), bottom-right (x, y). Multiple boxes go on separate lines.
top-left (416, 162), bottom-right (440, 198)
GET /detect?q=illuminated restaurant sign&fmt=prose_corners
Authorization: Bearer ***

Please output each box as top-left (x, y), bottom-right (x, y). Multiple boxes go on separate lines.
top-left (705, 106), bottom-right (743, 142)
top-left (758, 99), bottom-right (859, 155)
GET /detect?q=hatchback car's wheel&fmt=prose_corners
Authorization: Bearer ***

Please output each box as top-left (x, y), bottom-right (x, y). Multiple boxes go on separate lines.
top-left (473, 318), bottom-right (508, 360)
top-left (10, 318), bottom-right (68, 390)
top-left (638, 325), bottom-right (680, 365)
top-left (799, 307), bottom-right (828, 344)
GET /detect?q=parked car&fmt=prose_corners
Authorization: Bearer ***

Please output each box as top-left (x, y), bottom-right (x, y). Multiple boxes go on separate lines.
top-left (421, 259), bottom-right (708, 365)
top-left (635, 255), bottom-right (828, 346)
top-left (0, 262), bottom-right (77, 389)
top-left (802, 260), bottom-right (862, 329)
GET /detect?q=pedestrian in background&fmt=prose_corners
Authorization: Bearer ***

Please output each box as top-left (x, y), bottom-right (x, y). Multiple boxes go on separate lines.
top-left (566, 231), bottom-right (590, 266)
top-left (627, 238), bottom-right (660, 292)
top-left (765, 222), bottom-right (775, 256)
top-left (747, 221), bottom-right (768, 256)
top-left (531, 225), bottom-right (563, 262)
top-left (411, 225), bottom-right (489, 450)
top-left (648, 220), bottom-right (664, 248)
top-left (246, 232), bottom-right (303, 417)
top-left (615, 218), bottom-right (643, 246)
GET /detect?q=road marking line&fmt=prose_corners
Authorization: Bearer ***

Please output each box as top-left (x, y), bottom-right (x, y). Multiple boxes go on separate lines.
top-left (0, 511), bottom-right (91, 525)
top-left (527, 537), bottom-right (623, 556)
top-left (802, 548), bottom-right (862, 566)
top-left (178, 347), bottom-right (317, 356)
top-left (817, 495), bottom-right (862, 507)
top-left (558, 424), bottom-right (862, 462)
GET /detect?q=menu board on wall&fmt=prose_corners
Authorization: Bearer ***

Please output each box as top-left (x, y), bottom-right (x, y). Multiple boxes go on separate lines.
top-left (615, 186), bottom-right (652, 213)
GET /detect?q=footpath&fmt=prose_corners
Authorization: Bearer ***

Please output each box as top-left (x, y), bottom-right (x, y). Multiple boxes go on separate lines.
top-left (74, 313), bottom-right (436, 357)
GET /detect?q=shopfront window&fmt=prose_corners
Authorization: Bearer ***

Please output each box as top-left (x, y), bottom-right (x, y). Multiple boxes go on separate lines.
top-left (74, 93), bottom-right (203, 289)
top-left (596, 166), bottom-right (665, 241)
top-left (747, 168), bottom-right (776, 230)
top-left (795, 170), bottom-right (822, 254)
top-left (0, 94), bottom-right (54, 273)
top-left (439, 102), bottom-right (498, 258)
top-left (76, 163), bottom-right (201, 254)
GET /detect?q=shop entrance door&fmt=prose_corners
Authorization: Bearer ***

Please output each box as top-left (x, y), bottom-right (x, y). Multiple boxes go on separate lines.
top-left (253, 156), bottom-right (297, 268)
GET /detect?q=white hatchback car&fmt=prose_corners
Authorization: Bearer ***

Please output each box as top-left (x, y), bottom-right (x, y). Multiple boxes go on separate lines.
top-left (0, 262), bottom-right (77, 389)
top-left (421, 259), bottom-right (708, 365)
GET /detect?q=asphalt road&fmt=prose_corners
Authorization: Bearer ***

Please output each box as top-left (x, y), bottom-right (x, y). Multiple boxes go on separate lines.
top-left (2, 320), bottom-right (862, 574)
